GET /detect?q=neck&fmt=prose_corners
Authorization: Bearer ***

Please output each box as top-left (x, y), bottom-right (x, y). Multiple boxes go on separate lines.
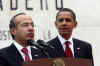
top-left (15, 39), bottom-right (28, 47)
top-left (61, 34), bottom-right (72, 40)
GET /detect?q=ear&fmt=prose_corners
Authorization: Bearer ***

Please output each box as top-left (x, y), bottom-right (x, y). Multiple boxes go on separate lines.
top-left (55, 21), bottom-right (57, 26)
top-left (74, 21), bottom-right (78, 28)
top-left (10, 28), bottom-right (16, 36)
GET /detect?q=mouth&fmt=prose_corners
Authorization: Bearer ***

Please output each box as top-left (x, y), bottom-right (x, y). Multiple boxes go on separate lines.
top-left (60, 27), bottom-right (68, 31)
top-left (59, 27), bottom-right (70, 33)
top-left (27, 33), bottom-right (34, 38)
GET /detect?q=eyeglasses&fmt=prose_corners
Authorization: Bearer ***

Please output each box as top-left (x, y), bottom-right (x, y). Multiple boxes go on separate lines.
top-left (57, 18), bottom-right (72, 22)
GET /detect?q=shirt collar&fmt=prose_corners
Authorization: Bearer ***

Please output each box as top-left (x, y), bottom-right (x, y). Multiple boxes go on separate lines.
top-left (58, 34), bottom-right (73, 45)
top-left (13, 40), bottom-right (31, 54)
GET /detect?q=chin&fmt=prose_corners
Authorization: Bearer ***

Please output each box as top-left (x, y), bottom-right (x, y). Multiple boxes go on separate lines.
top-left (60, 32), bottom-right (69, 34)
top-left (27, 38), bottom-right (34, 40)
top-left (60, 32), bottom-right (69, 36)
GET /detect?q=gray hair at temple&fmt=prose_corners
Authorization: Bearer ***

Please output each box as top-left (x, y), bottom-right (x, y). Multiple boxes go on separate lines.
top-left (9, 13), bottom-right (26, 39)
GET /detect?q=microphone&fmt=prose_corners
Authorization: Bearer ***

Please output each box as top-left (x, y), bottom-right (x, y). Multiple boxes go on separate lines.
top-left (37, 39), bottom-right (55, 49)
top-left (27, 40), bottom-right (51, 58)
top-left (27, 40), bottom-right (44, 49)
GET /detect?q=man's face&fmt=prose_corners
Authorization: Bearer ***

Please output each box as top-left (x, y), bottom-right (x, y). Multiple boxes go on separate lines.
top-left (56, 11), bottom-right (77, 38)
top-left (12, 15), bottom-right (34, 41)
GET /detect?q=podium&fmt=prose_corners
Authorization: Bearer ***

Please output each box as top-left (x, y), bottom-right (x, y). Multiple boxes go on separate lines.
top-left (23, 57), bottom-right (92, 66)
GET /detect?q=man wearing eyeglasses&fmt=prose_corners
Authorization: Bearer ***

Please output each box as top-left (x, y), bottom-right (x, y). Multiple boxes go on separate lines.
top-left (47, 8), bottom-right (94, 66)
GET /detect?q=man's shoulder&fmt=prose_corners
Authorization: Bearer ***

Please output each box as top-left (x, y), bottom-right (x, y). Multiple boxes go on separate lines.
top-left (0, 46), bottom-right (10, 53)
top-left (0, 44), bottom-right (14, 56)
top-left (48, 37), bottom-right (92, 46)
top-left (48, 37), bottom-right (91, 43)
top-left (47, 36), bottom-right (59, 44)
top-left (73, 38), bottom-right (92, 46)
top-left (48, 36), bottom-right (58, 42)
top-left (0, 47), bottom-right (10, 58)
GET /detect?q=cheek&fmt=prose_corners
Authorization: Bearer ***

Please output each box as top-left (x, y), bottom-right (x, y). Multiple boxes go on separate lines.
top-left (56, 26), bottom-right (60, 30)
top-left (18, 32), bottom-right (27, 39)
top-left (19, 28), bottom-right (27, 32)
top-left (71, 24), bottom-right (77, 29)
top-left (16, 29), bottom-right (27, 35)
top-left (56, 23), bottom-right (61, 28)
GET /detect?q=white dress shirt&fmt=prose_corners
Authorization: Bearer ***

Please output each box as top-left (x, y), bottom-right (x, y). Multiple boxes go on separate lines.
top-left (58, 34), bottom-right (74, 57)
top-left (13, 40), bottom-right (32, 61)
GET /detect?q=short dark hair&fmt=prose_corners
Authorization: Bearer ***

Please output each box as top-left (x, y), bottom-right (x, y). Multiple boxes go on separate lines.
top-left (9, 12), bottom-right (26, 39)
top-left (56, 8), bottom-right (76, 21)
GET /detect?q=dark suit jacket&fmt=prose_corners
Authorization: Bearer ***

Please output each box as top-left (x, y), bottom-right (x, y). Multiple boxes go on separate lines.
top-left (0, 44), bottom-right (48, 66)
top-left (47, 36), bottom-right (94, 65)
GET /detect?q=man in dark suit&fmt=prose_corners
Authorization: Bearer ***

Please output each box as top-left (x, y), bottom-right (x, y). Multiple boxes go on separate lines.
top-left (47, 8), bottom-right (94, 65)
top-left (0, 13), bottom-right (47, 66)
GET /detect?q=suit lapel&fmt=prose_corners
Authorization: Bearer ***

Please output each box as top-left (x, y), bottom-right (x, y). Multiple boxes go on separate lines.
top-left (54, 37), bottom-right (66, 57)
top-left (53, 37), bottom-right (82, 57)
top-left (8, 44), bottom-right (24, 62)
top-left (31, 47), bottom-right (37, 59)
top-left (31, 46), bottom-right (47, 59)
top-left (73, 38), bottom-right (81, 58)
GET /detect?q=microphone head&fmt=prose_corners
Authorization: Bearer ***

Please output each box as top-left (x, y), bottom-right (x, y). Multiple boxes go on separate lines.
top-left (27, 40), bottom-right (35, 46)
top-left (37, 39), bottom-right (55, 49)
top-left (37, 39), bottom-right (47, 46)
top-left (27, 40), bottom-right (45, 49)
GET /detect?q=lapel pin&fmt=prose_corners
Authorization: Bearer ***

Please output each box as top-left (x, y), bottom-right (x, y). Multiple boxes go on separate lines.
top-left (34, 54), bottom-right (38, 57)
top-left (31, 46), bottom-right (38, 49)
top-left (77, 47), bottom-right (80, 50)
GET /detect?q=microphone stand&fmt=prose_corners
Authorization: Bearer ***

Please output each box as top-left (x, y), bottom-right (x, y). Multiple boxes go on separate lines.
top-left (41, 48), bottom-right (50, 58)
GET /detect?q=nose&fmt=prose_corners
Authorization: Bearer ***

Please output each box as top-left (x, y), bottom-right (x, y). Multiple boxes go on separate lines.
top-left (28, 25), bottom-right (34, 32)
top-left (62, 19), bottom-right (67, 25)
